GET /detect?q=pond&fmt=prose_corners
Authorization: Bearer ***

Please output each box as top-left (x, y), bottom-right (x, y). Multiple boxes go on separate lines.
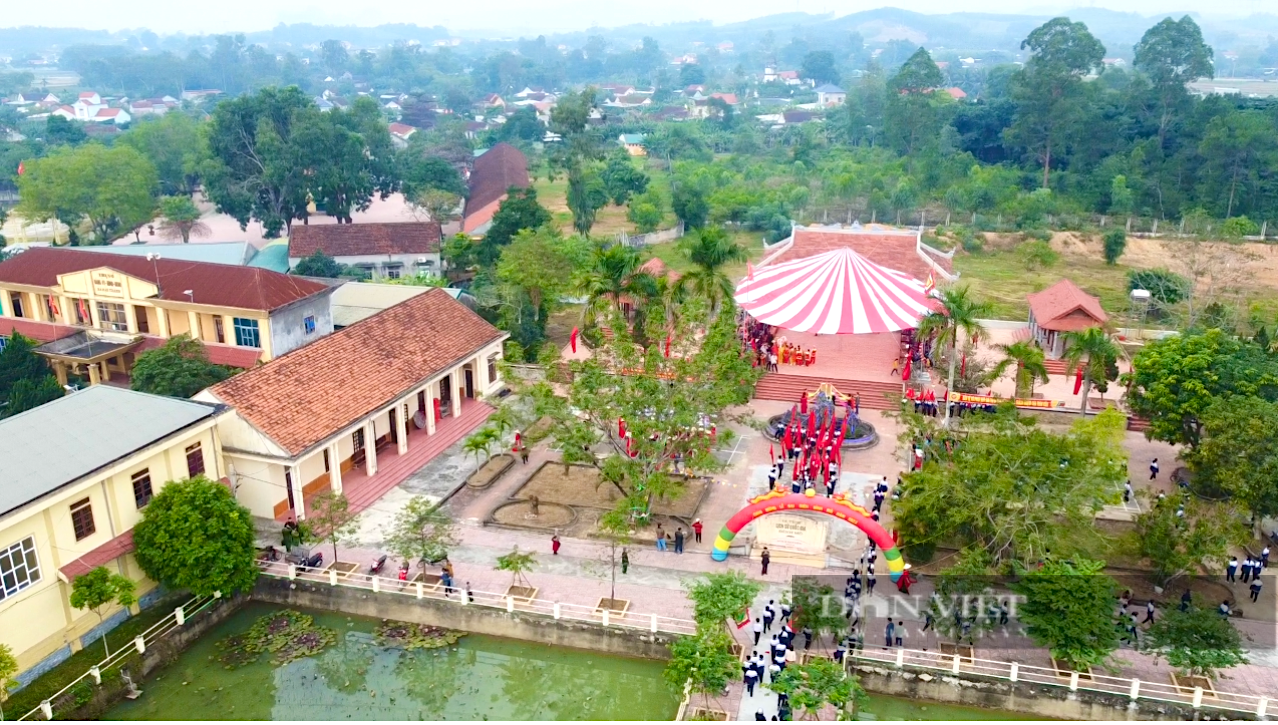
top-left (105, 603), bottom-right (1046, 721)
top-left (105, 603), bottom-right (679, 721)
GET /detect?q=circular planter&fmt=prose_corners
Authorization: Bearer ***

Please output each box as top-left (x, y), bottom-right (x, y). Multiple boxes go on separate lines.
top-left (488, 500), bottom-right (578, 530)
top-left (764, 412), bottom-right (879, 451)
top-left (466, 454), bottom-right (515, 489)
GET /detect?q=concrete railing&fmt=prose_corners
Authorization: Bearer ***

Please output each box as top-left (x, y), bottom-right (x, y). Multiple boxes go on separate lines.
top-left (15, 594), bottom-right (221, 721)
top-left (260, 561), bottom-right (698, 636)
top-left (846, 646), bottom-right (1269, 718)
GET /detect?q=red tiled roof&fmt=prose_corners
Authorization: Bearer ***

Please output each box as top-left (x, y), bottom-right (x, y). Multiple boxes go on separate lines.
top-left (0, 247), bottom-right (331, 312)
top-left (945, 87), bottom-right (968, 100)
top-left (711, 93), bottom-right (739, 105)
top-left (388, 122), bottom-right (416, 137)
top-left (766, 228), bottom-right (951, 282)
top-left (463, 143), bottom-right (529, 227)
top-left (1027, 279), bottom-right (1108, 332)
top-left (59, 530), bottom-right (133, 581)
top-left (205, 288), bottom-right (505, 456)
top-left (0, 317), bottom-right (78, 343)
top-left (136, 336), bottom-right (262, 369)
top-left (288, 222), bottom-right (442, 259)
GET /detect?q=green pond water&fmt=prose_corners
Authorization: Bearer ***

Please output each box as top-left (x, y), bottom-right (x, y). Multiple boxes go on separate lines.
top-left (105, 603), bottom-right (1039, 721)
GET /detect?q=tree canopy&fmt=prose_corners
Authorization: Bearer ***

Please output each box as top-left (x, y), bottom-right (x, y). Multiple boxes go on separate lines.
top-left (130, 334), bottom-right (230, 399)
top-left (0, 333), bottom-right (62, 417)
top-left (16, 143), bottom-right (158, 243)
top-left (1012, 557), bottom-right (1120, 671)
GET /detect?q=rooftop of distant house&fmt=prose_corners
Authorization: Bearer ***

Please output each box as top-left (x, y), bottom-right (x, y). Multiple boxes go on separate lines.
top-left (463, 143), bottom-right (530, 233)
top-left (288, 222), bottom-right (443, 259)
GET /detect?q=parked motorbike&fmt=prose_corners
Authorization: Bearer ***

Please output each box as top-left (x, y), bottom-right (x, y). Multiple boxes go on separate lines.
top-left (369, 554), bottom-right (388, 575)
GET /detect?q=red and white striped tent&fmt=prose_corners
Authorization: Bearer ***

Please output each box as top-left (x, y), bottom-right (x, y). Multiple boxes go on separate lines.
top-left (734, 247), bottom-right (933, 334)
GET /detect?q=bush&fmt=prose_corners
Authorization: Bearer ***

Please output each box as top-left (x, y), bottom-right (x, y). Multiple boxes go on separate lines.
top-left (1019, 240), bottom-right (1060, 270)
top-left (1024, 228), bottom-right (1053, 242)
top-left (1102, 229), bottom-right (1127, 265)
top-left (1221, 216), bottom-right (1259, 239)
top-left (1127, 268), bottom-right (1190, 306)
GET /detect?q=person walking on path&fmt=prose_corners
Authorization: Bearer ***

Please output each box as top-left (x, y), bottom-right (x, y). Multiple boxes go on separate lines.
top-left (655, 524), bottom-right (667, 551)
top-left (1180, 589), bottom-right (1192, 611)
top-left (1149, 458), bottom-right (1159, 480)
top-left (551, 534), bottom-right (561, 555)
top-left (885, 620), bottom-right (895, 647)
top-left (1242, 557), bottom-right (1253, 583)
top-left (674, 528), bottom-right (685, 554)
top-left (692, 519), bottom-right (703, 543)
top-left (744, 665), bottom-right (759, 697)
top-left (1227, 556), bottom-right (1238, 582)
top-left (1123, 480), bottom-right (1133, 503)
top-left (752, 618), bottom-right (764, 645)
top-left (802, 626), bottom-right (813, 650)
top-left (895, 621), bottom-right (906, 648)
top-left (1251, 578), bottom-right (1263, 602)
top-left (763, 601), bottom-right (775, 631)
top-left (761, 547), bottom-right (771, 575)
top-left (519, 443), bottom-right (529, 464)
top-left (1143, 600), bottom-right (1155, 624)
top-left (621, 548), bottom-right (629, 574)
top-left (1263, 546), bottom-right (1270, 568)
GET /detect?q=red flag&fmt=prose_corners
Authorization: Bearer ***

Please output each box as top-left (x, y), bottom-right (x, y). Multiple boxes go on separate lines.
top-left (570, 327), bottom-right (579, 353)
top-left (619, 418), bottom-right (626, 437)
top-left (664, 334), bottom-right (671, 358)
top-left (1073, 368), bottom-right (1084, 395)
top-left (17, 161), bottom-right (25, 176)
top-left (799, 392), bottom-right (808, 414)
top-left (782, 425), bottom-right (791, 452)
top-left (902, 357), bottom-right (912, 381)
top-left (769, 443), bottom-right (775, 462)
top-left (806, 410), bottom-right (815, 439)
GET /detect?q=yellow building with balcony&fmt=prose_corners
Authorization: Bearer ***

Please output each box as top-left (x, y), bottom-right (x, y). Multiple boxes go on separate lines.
top-left (0, 247), bottom-right (339, 385)
top-left (0, 386), bottom-right (222, 685)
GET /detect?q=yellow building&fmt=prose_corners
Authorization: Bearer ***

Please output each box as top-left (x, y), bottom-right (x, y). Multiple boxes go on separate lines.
top-left (0, 247), bottom-right (339, 385)
top-left (0, 386), bottom-right (222, 684)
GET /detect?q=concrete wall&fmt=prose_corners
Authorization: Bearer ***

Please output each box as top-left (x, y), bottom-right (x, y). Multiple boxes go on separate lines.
top-left (851, 663), bottom-right (1240, 721)
top-left (253, 576), bottom-right (677, 661)
top-left (268, 289), bottom-right (336, 358)
top-left (287, 254), bottom-right (442, 279)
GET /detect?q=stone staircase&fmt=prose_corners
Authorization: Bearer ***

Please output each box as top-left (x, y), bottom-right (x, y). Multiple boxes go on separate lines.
top-left (754, 372), bottom-right (901, 410)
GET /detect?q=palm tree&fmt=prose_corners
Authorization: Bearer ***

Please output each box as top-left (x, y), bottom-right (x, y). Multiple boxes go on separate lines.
top-left (916, 285), bottom-right (994, 424)
top-left (676, 226), bottom-right (747, 312)
top-left (576, 244), bottom-right (658, 323)
top-left (1062, 327), bottom-right (1123, 415)
top-left (990, 339), bottom-right (1050, 399)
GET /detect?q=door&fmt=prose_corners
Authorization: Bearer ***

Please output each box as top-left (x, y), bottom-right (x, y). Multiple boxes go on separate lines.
top-left (388, 407), bottom-right (398, 444)
top-left (464, 368), bottom-right (474, 398)
top-left (439, 375), bottom-right (452, 416)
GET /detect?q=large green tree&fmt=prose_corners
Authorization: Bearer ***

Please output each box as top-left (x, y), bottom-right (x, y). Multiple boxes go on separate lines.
top-left (1133, 493), bottom-right (1248, 586)
top-left (1006, 18), bottom-right (1106, 188)
top-left (156, 194), bottom-right (205, 243)
top-left (0, 332), bottom-right (61, 415)
top-left (385, 496), bottom-right (459, 571)
top-left (132, 476), bottom-right (259, 597)
top-left (915, 285), bottom-right (993, 423)
top-left (1012, 557), bottom-right (1120, 671)
top-left (884, 48), bottom-right (949, 161)
top-left (478, 187), bottom-right (552, 267)
top-left (495, 227), bottom-right (583, 322)
top-left (16, 143), bottom-right (158, 243)
top-left (69, 566), bottom-right (138, 657)
top-left (895, 407), bottom-right (1125, 564)
top-left (1126, 329), bottom-right (1278, 448)
top-left (662, 627), bottom-right (739, 712)
top-left (1144, 604), bottom-right (1248, 681)
top-left (131, 334), bottom-right (230, 398)
top-left (1132, 16), bottom-right (1213, 147)
top-left (685, 570), bottom-right (761, 627)
top-left (1181, 396), bottom-right (1278, 521)
top-left (118, 112), bottom-right (210, 196)
top-left (771, 656), bottom-right (866, 720)
top-left (990, 339), bottom-right (1050, 398)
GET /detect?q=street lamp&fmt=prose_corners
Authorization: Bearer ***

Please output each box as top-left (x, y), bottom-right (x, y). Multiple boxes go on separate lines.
top-left (183, 289), bottom-right (194, 304)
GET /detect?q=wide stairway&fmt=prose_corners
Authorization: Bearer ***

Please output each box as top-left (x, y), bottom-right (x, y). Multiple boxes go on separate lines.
top-left (754, 372), bottom-right (901, 410)
top-left (1042, 358), bottom-right (1071, 376)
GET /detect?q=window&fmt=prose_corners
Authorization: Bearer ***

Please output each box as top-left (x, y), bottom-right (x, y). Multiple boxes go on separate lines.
top-left (0, 537), bottom-right (41, 601)
top-left (385, 265), bottom-right (402, 280)
top-left (487, 354), bottom-right (500, 384)
top-left (134, 306), bottom-right (150, 334)
top-left (304, 315), bottom-right (316, 334)
top-left (45, 296), bottom-right (60, 322)
top-left (214, 316), bottom-right (225, 344)
top-left (131, 469), bottom-right (153, 509)
top-left (10, 292), bottom-right (24, 319)
top-left (95, 301), bottom-right (128, 331)
top-left (352, 428), bottom-right (365, 452)
top-left (72, 298), bottom-right (90, 325)
top-left (0, 336), bottom-right (7, 352)
top-left (70, 498), bottom-right (96, 541)
top-left (232, 318), bottom-right (260, 348)
top-left (185, 443), bottom-right (205, 478)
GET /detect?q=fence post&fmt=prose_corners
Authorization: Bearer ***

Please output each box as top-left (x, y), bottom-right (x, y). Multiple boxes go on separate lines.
top-left (951, 655), bottom-right (961, 674)
top-left (39, 700), bottom-right (53, 720)
top-left (1009, 662), bottom-right (1018, 682)
top-left (329, 569), bottom-right (338, 586)
top-left (650, 614), bottom-right (658, 633)
top-left (1192, 687), bottom-right (1203, 709)
top-left (415, 581), bottom-right (424, 600)
top-left (371, 576), bottom-right (380, 593)
top-left (1257, 696), bottom-right (1268, 718)
top-left (133, 635), bottom-right (146, 655)
top-left (174, 605), bottom-right (185, 626)
top-left (552, 602), bottom-right (561, 619)
top-left (506, 596), bottom-right (515, 613)
top-left (1129, 678), bottom-right (1140, 702)
top-left (288, 564), bottom-right (297, 580)
top-left (1151, 219), bottom-right (1158, 235)
top-left (895, 648), bottom-right (905, 668)
top-left (89, 666), bottom-right (102, 685)
top-left (602, 609), bottom-right (610, 628)
top-left (1068, 672), bottom-right (1079, 692)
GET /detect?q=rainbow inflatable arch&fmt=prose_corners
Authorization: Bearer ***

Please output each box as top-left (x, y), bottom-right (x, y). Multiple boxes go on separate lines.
top-left (711, 489), bottom-right (906, 582)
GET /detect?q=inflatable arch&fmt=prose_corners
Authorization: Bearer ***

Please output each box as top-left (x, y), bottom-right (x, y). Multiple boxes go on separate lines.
top-left (711, 489), bottom-right (906, 582)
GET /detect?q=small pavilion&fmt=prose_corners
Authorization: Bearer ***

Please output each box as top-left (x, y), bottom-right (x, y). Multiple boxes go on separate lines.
top-left (1026, 279), bottom-right (1109, 359)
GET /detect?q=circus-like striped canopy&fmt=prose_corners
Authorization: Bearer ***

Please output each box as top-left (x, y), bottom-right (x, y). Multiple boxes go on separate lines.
top-left (734, 247), bottom-right (933, 334)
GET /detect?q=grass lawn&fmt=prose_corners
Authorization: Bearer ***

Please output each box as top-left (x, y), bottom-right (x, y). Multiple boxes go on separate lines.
top-left (954, 249), bottom-right (1134, 321)
top-left (531, 175), bottom-right (634, 237)
top-left (643, 230), bottom-right (770, 281)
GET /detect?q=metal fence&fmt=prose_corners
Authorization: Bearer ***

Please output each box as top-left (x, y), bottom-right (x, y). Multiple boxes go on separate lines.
top-left (846, 646), bottom-right (1270, 718)
top-left (16, 594), bottom-right (221, 721)
top-left (259, 560), bottom-right (698, 636)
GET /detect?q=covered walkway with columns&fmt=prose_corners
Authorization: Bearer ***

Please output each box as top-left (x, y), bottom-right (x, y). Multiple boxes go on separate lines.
top-left (195, 288), bottom-right (508, 522)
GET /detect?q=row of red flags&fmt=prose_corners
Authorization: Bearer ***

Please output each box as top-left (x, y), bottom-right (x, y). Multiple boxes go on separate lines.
top-left (773, 401), bottom-right (846, 485)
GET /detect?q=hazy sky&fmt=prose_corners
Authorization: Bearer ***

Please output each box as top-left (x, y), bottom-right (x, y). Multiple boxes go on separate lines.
top-left (3, 0), bottom-right (1271, 36)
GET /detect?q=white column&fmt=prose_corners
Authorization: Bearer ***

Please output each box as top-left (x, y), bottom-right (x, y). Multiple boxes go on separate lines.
top-left (425, 382), bottom-right (437, 435)
top-left (289, 464), bottom-right (306, 519)
top-left (187, 310), bottom-right (201, 340)
top-left (156, 306), bottom-right (170, 337)
top-left (454, 369), bottom-right (464, 417)
top-left (396, 401), bottom-right (409, 455)
top-left (364, 421), bottom-right (378, 476)
top-left (328, 443), bottom-right (343, 494)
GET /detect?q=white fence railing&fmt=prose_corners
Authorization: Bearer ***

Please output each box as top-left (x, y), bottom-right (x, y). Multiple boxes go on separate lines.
top-left (617, 222), bottom-right (685, 248)
top-left (16, 594), bottom-right (220, 721)
top-left (846, 646), bottom-right (1270, 718)
top-left (260, 561), bottom-right (698, 636)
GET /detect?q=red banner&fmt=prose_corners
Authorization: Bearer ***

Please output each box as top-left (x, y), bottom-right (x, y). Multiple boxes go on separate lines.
top-left (949, 392), bottom-right (1063, 409)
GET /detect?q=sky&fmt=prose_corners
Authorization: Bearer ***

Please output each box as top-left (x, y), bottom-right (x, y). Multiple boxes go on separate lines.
top-left (1, 0), bottom-right (1271, 36)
